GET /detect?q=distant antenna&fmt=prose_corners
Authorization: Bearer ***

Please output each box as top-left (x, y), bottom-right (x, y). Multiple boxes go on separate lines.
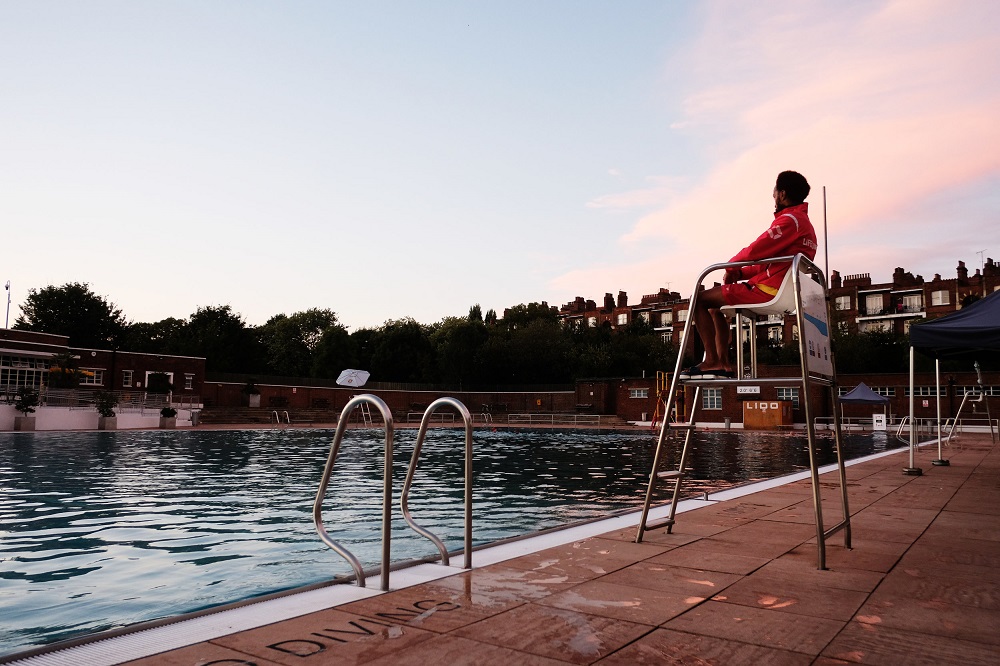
top-left (4, 281), bottom-right (9, 329)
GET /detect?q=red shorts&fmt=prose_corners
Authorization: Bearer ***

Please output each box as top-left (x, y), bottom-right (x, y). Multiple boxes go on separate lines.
top-left (721, 282), bottom-right (775, 306)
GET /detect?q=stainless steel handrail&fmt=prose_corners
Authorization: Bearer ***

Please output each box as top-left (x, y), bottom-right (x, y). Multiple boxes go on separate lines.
top-left (312, 394), bottom-right (395, 590)
top-left (400, 397), bottom-right (474, 569)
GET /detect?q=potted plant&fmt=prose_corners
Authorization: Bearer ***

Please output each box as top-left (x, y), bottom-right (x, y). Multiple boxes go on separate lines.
top-left (242, 380), bottom-right (261, 408)
top-left (95, 391), bottom-right (118, 431)
top-left (159, 406), bottom-right (178, 429)
top-left (14, 387), bottom-right (39, 431)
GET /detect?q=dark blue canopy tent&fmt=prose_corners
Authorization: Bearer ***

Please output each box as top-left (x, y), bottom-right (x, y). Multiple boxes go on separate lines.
top-left (904, 290), bottom-right (999, 472)
top-left (839, 382), bottom-right (890, 404)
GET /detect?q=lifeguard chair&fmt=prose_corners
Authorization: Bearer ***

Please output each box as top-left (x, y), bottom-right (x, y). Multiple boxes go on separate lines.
top-left (635, 254), bottom-right (851, 570)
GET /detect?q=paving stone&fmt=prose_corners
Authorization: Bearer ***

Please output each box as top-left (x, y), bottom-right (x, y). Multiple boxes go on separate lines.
top-left (857, 591), bottom-right (1000, 646)
top-left (594, 627), bottom-right (811, 665)
top-left (363, 634), bottom-right (571, 666)
top-left (759, 556), bottom-right (884, 593)
top-left (875, 565), bottom-right (1000, 610)
top-left (122, 642), bottom-right (285, 665)
top-left (598, 560), bottom-right (742, 596)
top-left (823, 619), bottom-right (999, 665)
top-left (432, 563), bottom-right (580, 600)
top-left (209, 608), bottom-right (437, 666)
top-left (452, 602), bottom-right (650, 665)
top-left (535, 579), bottom-right (706, 626)
top-left (648, 546), bottom-right (770, 575)
top-left (713, 573), bottom-right (869, 620)
top-left (663, 600), bottom-right (844, 656)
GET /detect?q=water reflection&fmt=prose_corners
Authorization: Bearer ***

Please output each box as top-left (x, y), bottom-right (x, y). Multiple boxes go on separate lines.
top-left (0, 427), bottom-right (899, 655)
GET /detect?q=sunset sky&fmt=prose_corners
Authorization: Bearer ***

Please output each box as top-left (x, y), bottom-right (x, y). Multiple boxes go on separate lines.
top-left (2, 1), bottom-right (998, 330)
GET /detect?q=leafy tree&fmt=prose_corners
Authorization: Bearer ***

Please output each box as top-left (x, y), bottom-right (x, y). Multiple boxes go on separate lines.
top-left (311, 325), bottom-right (358, 379)
top-left (484, 309), bottom-right (498, 326)
top-left (257, 309), bottom-right (340, 377)
top-left (122, 318), bottom-right (188, 354)
top-left (179, 305), bottom-right (263, 373)
top-left (146, 372), bottom-right (174, 394)
top-left (501, 302), bottom-right (558, 330)
top-left (432, 316), bottom-right (489, 388)
top-left (468, 304), bottom-right (483, 323)
top-left (369, 318), bottom-right (436, 382)
top-left (507, 319), bottom-right (574, 383)
top-left (15, 282), bottom-right (126, 348)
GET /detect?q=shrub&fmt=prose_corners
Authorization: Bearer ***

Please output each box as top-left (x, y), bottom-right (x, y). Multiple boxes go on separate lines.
top-left (95, 391), bottom-right (118, 418)
top-left (160, 406), bottom-right (177, 418)
top-left (14, 387), bottom-right (39, 416)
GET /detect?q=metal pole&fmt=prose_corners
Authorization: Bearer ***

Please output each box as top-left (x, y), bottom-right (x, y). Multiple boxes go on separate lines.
top-left (823, 187), bottom-right (830, 284)
top-left (4, 281), bottom-right (10, 328)
top-left (933, 358), bottom-right (948, 465)
top-left (904, 347), bottom-right (922, 475)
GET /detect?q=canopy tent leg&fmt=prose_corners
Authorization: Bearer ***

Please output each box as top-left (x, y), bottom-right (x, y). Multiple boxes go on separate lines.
top-left (932, 357), bottom-right (950, 466)
top-left (904, 346), bottom-right (922, 476)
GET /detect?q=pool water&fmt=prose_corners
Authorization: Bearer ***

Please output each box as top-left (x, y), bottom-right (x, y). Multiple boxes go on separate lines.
top-left (0, 427), bottom-right (900, 656)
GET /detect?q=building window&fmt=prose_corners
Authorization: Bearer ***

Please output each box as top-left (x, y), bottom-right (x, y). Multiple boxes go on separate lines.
top-left (835, 295), bottom-right (851, 310)
top-left (902, 294), bottom-right (922, 311)
top-left (960, 385), bottom-right (998, 396)
top-left (904, 386), bottom-right (945, 397)
top-left (616, 313), bottom-right (628, 325)
top-left (660, 311), bottom-right (673, 325)
top-left (80, 368), bottom-right (104, 386)
top-left (638, 311), bottom-right (650, 323)
top-left (184, 374), bottom-right (194, 390)
top-left (931, 290), bottom-right (950, 306)
top-left (661, 330), bottom-right (673, 344)
top-left (629, 388), bottom-right (649, 399)
top-left (767, 326), bottom-right (782, 344)
top-left (587, 316), bottom-right (597, 327)
top-left (865, 294), bottom-right (883, 314)
top-left (122, 370), bottom-right (133, 388)
top-left (776, 387), bottom-right (800, 408)
top-left (702, 388), bottom-right (722, 410)
top-left (677, 309), bottom-right (689, 322)
top-left (859, 320), bottom-right (890, 333)
top-left (1, 354), bottom-right (49, 391)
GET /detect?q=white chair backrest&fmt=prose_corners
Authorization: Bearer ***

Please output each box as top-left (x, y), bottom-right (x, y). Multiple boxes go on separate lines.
top-left (719, 267), bottom-right (798, 316)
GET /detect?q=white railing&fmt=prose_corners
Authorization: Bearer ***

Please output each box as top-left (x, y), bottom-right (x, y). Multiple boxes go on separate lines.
top-left (507, 413), bottom-right (605, 426)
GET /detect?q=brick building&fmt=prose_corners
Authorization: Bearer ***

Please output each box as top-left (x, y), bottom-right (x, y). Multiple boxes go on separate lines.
top-left (0, 328), bottom-right (205, 401)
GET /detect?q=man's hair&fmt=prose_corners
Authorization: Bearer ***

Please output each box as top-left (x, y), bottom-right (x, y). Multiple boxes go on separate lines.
top-left (775, 171), bottom-right (810, 204)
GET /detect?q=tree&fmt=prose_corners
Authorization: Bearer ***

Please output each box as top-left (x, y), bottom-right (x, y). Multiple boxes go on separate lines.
top-left (311, 325), bottom-right (358, 379)
top-left (369, 318), bottom-right (436, 382)
top-left (257, 309), bottom-right (341, 377)
top-left (432, 316), bottom-right (489, 387)
top-left (179, 305), bottom-right (263, 373)
top-left (15, 282), bottom-right (127, 348)
top-left (122, 318), bottom-right (188, 354)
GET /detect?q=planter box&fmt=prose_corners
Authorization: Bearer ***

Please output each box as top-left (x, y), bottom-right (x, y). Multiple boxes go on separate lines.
top-left (14, 416), bottom-right (36, 431)
top-left (98, 416), bottom-right (118, 431)
top-left (159, 417), bottom-right (177, 429)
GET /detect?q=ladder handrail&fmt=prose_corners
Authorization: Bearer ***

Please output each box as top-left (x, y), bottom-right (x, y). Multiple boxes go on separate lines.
top-left (312, 394), bottom-right (395, 590)
top-left (400, 397), bottom-right (474, 569)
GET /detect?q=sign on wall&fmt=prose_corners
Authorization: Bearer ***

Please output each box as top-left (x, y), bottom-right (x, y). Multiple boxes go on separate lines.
top-left (800, 276), bottom-right (834, 377)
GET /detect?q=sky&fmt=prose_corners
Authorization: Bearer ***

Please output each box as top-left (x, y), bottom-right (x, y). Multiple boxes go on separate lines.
top-left (2, 0), bottom-right (999, 331)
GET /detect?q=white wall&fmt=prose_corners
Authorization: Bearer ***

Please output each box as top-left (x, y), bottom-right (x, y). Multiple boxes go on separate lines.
top-left (0, 405), bottom-right (192, 431)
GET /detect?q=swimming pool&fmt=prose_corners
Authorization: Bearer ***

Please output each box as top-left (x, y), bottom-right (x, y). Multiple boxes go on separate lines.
top-left (0, 427), bottom-right (900, 656)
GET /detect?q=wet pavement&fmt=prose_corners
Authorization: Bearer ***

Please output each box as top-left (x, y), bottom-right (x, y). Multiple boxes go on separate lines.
top-left (54, 435), bottom-right (1000, 664)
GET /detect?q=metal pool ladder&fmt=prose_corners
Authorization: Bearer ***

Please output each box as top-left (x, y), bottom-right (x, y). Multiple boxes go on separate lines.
top-left (313, 394), bottom-right (474, 591)
top-left (635, 253), bottom-right (852, 570)
top-left (401, 397), bottom-right (474, 570)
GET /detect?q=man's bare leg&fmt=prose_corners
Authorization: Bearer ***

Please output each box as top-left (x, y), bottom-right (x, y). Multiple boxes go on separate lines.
top-left (691, 286), bottom-right (729, 371)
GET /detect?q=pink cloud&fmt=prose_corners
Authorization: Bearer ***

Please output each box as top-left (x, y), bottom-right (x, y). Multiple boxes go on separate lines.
top-left (552, 0), bottom-right (1000, 304)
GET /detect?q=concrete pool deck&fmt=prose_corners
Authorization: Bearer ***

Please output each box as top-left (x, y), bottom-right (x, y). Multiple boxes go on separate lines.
top-left (13, 433), bottom-right (999, 665)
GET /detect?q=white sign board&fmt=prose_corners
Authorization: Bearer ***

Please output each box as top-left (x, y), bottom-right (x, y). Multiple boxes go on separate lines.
top-left (737, 386), bottom-right (761, 394)
top-left (872, 413), bottom-right (887, 431)
top-left (800, 276), bottom-right (834, 377)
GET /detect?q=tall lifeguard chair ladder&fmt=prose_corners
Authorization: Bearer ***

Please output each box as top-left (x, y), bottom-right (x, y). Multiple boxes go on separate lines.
top-left (635, 254), bottom-right (851, 570)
